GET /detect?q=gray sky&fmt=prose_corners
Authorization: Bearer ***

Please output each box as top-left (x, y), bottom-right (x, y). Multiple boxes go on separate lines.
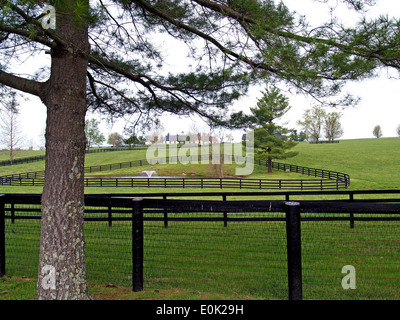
top-left (277, 0), bottom-right (400, 140)
top-left (115, 0), bottom-right (400, 142)
top-left (6, 0), bottom-right (400, 149)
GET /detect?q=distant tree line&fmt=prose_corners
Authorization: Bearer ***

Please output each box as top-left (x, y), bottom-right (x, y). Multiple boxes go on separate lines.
top-left (297, 106), bottom-right (344, 143)
top-left (84, 118), bottom-right (145, 150)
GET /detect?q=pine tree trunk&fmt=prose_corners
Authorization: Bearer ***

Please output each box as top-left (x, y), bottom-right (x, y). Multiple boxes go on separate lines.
top-left (37, 1), bottom-right (91, 300)
top-left (267, 158), bottom-right (272, 174)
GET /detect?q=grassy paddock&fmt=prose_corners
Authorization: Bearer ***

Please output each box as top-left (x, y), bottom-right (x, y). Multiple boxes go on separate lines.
top-left (2, 138), bottom-right (400, 191)
top-left (1, 138), bottom-right (400, 300)
top-left (3, 211), bottom-right (400, 300)
top-left (0, 150), bottom-right (45, 162)
top-left (291, 138), bottom-right (400, 190)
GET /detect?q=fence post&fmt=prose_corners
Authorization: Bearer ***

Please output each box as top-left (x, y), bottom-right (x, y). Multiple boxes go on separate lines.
top-left (163, 195), bottom-right (168, 228)
top-left (349, 193), bottom-right (355, 229)
top-left (11, 203), bottom-right (14, 224)
top-left (0, 194), bottom-right (5, 277)
top-left (223, 195), bottom-right (228, 227)
top-left (132, 198), bottom-right (144, 292)
top-left (284, 201), bottom-right (302, 300)
top-left (108, 203), bottom-right (112, 228)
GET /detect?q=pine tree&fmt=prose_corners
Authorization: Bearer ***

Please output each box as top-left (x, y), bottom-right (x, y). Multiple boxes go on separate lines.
top-left (250, 88), bottom-right (298, 173)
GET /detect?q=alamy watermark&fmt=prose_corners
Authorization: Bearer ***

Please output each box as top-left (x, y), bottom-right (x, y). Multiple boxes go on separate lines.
top-left (40, 264), bottom-right (56, 290)
top-left (145, 130), bottom-right (254, 176)
top-left (41, 5), bottom-right (56, 30)
top-left (341, 265), bottom-right (356, 290)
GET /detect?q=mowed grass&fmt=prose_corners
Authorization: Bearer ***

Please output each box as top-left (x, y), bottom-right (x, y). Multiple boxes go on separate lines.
top-left (1, 138), bottom-right (400, 300)
top-left (0, 150), bottom-right (45, 162)
top-left (4, 213), bottom-right (400, 300)
top-left (290, 138), bottom-right (400, 190)
top-left (2, 138), bottom-right (400, 191)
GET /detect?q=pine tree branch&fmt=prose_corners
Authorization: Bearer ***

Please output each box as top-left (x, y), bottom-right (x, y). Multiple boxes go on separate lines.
top-left (129, 0), bottom-right (280, 74)
top-left (193, 0), bottom-right (400, 69)
top-left (0, 69), bottom-right (45, 98)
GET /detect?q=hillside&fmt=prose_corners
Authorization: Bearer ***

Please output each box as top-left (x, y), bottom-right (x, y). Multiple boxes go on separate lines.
top-left (0, 138), bottom-right (399, 193)
top-left (290, 138), bottom-right (400, 190)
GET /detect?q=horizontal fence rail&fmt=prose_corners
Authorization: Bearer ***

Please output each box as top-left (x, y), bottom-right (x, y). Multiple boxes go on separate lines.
top-left (81, 177), bottom-right (346, 190)
top-left (0, 156), bottom-right (46, 167)
top-left (0, 144), bottom-right (215, 167)
top-left (0, 146), bottom-right (149, 167)
top-left (0, 157), bottom-right (350, 190)
top-left (1, 190), bottom-right (400, 299)
top-left (309, 140), bottom-right (340, 144)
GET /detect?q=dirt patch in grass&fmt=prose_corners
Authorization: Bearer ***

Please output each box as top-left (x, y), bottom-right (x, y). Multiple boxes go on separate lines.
top-left (88, 283), bottom-right (256, 300)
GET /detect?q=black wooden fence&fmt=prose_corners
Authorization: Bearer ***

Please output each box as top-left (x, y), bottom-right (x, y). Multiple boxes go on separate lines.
top-left (0, 146), bottom-right (148, 167)
top-left (81, 176), bottom-right (345, 190)
top-left (1, 190), bottom-right (400, 300)
top-left (309, 140), bottom-right (340, 144)
top-left (0, 157), bottom-right (350, 190)
top-left (0, 156), bottom-right (46, 167)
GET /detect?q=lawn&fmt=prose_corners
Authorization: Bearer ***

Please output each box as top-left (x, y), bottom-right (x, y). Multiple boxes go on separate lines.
top-left (3, 210), bottom-right (400, 300)
top-left (2, 138), bottom-right (400, 191)
top-left (0, 150), bottom-right (45, 162)
top-left (1, 138), bottom-right (400, 300)
top-left (290, 138), bottom-right (400, 190)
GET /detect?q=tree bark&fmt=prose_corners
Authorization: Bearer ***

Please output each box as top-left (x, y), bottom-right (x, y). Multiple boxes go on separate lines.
top-left (267, 158), bottom-right (272, 174)
top-left (267, 147), bottom-right (272, 174)
top-left (37, 1), bottom-right (91, 300)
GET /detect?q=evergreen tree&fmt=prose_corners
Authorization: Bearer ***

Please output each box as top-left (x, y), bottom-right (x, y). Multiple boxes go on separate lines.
top-left (250, 88), bottom-right (298, 173)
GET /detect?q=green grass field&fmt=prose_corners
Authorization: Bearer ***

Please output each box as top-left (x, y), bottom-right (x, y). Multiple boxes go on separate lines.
top-left (291, 138), bottom-right (400, 190)
top-left (2, 138), bottom-right (400, 193)
top-left (1, 138), bottom-right (400, 300)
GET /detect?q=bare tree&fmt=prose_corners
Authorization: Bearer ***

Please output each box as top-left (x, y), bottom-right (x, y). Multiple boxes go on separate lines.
top-left (0, 95), bottom-right (24, 164)
top-left (107, 132), bottom-right (123, 148)
top-left (146, 128), bottom-right (165, 145)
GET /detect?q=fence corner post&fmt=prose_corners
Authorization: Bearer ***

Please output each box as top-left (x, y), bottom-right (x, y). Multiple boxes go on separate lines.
top-left (0, 194), bottom-right (6, 277)
top-left (284, 201), bottom-right (302, 300)
top-left (132, 198), bottom-right (144, 292)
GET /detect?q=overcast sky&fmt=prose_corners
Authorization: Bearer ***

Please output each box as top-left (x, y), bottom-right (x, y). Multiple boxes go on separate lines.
top-left (277, 0), bottom-right (400, 140)
top-left (5, 0), bottom-right (400, 149)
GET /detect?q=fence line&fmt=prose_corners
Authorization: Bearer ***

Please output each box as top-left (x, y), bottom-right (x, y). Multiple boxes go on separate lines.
top-left (0, 156), bottom-right (350, 190)
top-left (1, 190), bottom-right (400, 299)
top-left (0, 176), bottom-right (348, 191)
top-left (0, 144), bottom-right (210, 167)
top-left (0, 146), bottom-right (148, 167)
top-left (0, 156), bottom-right (46, 167)
top-left (309, 140), bottom-right (340, 144)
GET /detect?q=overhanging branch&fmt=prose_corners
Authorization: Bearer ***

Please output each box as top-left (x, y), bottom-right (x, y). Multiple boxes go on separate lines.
top-left (0, 69), bottom-right (45, 98)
